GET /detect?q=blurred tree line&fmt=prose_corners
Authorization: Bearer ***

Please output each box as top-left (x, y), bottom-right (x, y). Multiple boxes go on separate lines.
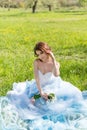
top-left (0, 0), bottom-right (87, 13)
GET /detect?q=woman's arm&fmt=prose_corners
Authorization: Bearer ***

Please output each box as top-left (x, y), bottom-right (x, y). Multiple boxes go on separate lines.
top-left (34, 60), bottom-right (48, 99)
top-left (49, 52), bottom-right (60, 76)
top-left (53, 60), bottom-right (60, 76)
top-left (34, 60), bottom-right (42, 94)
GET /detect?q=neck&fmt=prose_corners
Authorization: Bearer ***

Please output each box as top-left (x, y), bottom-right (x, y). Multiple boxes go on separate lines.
top-left (43, 57), bottom-right (52, 63)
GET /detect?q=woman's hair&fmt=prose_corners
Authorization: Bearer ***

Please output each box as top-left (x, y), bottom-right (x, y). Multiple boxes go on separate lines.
top-left (34, 42), bottom-right (51, 56)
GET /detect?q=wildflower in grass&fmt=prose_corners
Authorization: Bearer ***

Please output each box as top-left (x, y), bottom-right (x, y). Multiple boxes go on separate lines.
top-left (2, 28), bottom-right (16, 35)
top-left (24, 36), bottom-right (29, 42)
top-left (29, 67), bottom-right (32, 72)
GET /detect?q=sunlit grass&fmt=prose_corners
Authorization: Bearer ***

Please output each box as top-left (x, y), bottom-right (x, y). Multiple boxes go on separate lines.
top-left (0, 9), bottom-right (87, 95)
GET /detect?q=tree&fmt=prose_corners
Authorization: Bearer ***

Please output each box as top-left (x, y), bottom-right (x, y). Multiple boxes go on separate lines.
top-left (0, 0), bottom-right (24, 10)
top-left (32, 0), bottom-right (38, 13)
top-left (0, 0), bottom-right (11, 10)
top-left (41, 0), bottom-right (54, 11)
top-left (78, 0), bottom-right (87, 7)
top-left (8, 0), bottom-right (11, 11)
top-left (24, 0), bottom-right (38, 13)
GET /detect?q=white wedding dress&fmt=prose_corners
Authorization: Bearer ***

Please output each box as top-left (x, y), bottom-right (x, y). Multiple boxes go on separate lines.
top-left (0, 71), bottom-right (87, 130)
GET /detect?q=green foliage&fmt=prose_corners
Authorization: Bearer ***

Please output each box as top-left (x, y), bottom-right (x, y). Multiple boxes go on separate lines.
top-left (79, 0), bottom-right (87, 6)
top-left (0, 9), bottom-right (87, 96)
top-left (34, 93), bottom-right (55, 101)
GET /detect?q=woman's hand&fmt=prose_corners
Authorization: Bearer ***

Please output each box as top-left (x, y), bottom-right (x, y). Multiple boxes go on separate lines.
top-left (46, 50), bottom-right (56, 61)
top-left (40, 91), bottom-right (48, 100)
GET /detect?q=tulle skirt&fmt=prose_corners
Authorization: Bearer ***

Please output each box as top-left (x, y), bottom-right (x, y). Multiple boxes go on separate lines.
top-left (0, 77), bottom-right (87, 130)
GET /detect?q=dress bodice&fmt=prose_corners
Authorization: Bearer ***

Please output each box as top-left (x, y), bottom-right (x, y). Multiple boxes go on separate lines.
top-left (38, 70), bottom-right (55, 86)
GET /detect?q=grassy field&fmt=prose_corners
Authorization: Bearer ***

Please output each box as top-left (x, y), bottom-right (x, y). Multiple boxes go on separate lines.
top-left (0, 8), bottom-right (87, 96)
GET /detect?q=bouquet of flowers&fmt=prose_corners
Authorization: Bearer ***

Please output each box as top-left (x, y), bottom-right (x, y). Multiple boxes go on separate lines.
top-left (34, 93), bottom-right (55, 101)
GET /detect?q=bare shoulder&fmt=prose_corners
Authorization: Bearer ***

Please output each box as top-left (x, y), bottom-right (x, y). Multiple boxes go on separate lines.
top-left (34, 59), bottom-right (41, 67)
top-left (34, 59), bottom-right (38, 66)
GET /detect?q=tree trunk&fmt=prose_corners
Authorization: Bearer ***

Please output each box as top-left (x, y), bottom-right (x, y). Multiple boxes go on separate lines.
top-left (32, 0), bottom-right (38, 13)
top-left (8, 0), bottom-right (10, 11)
top-left (48, 5), bottom-right (51, 11)
top-left (8, 6), bottom-right (10, 11)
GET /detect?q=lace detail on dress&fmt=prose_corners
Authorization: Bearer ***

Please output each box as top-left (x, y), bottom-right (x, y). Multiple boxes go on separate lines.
top-left (38, 70), bottom-right (55, 86)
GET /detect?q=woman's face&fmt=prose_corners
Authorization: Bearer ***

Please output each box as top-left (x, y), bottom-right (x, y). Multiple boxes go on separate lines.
top-left (36, 50), bottom-right (49, 62)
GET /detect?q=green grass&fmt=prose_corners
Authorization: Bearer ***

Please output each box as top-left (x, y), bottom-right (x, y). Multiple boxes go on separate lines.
top-left (0, 8), bottom-right (87, 95)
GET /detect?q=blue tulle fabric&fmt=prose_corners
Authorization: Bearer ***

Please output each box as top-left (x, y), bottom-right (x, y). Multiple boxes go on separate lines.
top-left (0, 71), bottom-right (87, 130)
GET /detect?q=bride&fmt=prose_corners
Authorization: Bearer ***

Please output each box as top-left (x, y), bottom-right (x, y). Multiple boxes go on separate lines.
top-left (0, 42), bottom-right (87, 130)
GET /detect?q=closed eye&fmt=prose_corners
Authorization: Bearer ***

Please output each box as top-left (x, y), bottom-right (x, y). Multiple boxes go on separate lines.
top-left (36, 51), bottom-right (44, 57)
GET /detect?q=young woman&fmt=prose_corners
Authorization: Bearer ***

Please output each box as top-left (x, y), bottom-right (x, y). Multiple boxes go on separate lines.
top-left (32, 42), bottom-right (82, 101)
top-left (32, 41), bottom-right (60, 101)
top-left (0, 42), bottom-right (87, 130)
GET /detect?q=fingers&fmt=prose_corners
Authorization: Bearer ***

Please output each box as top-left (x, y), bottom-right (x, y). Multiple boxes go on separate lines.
top-left (42, 93), bottom-right (48, 100)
